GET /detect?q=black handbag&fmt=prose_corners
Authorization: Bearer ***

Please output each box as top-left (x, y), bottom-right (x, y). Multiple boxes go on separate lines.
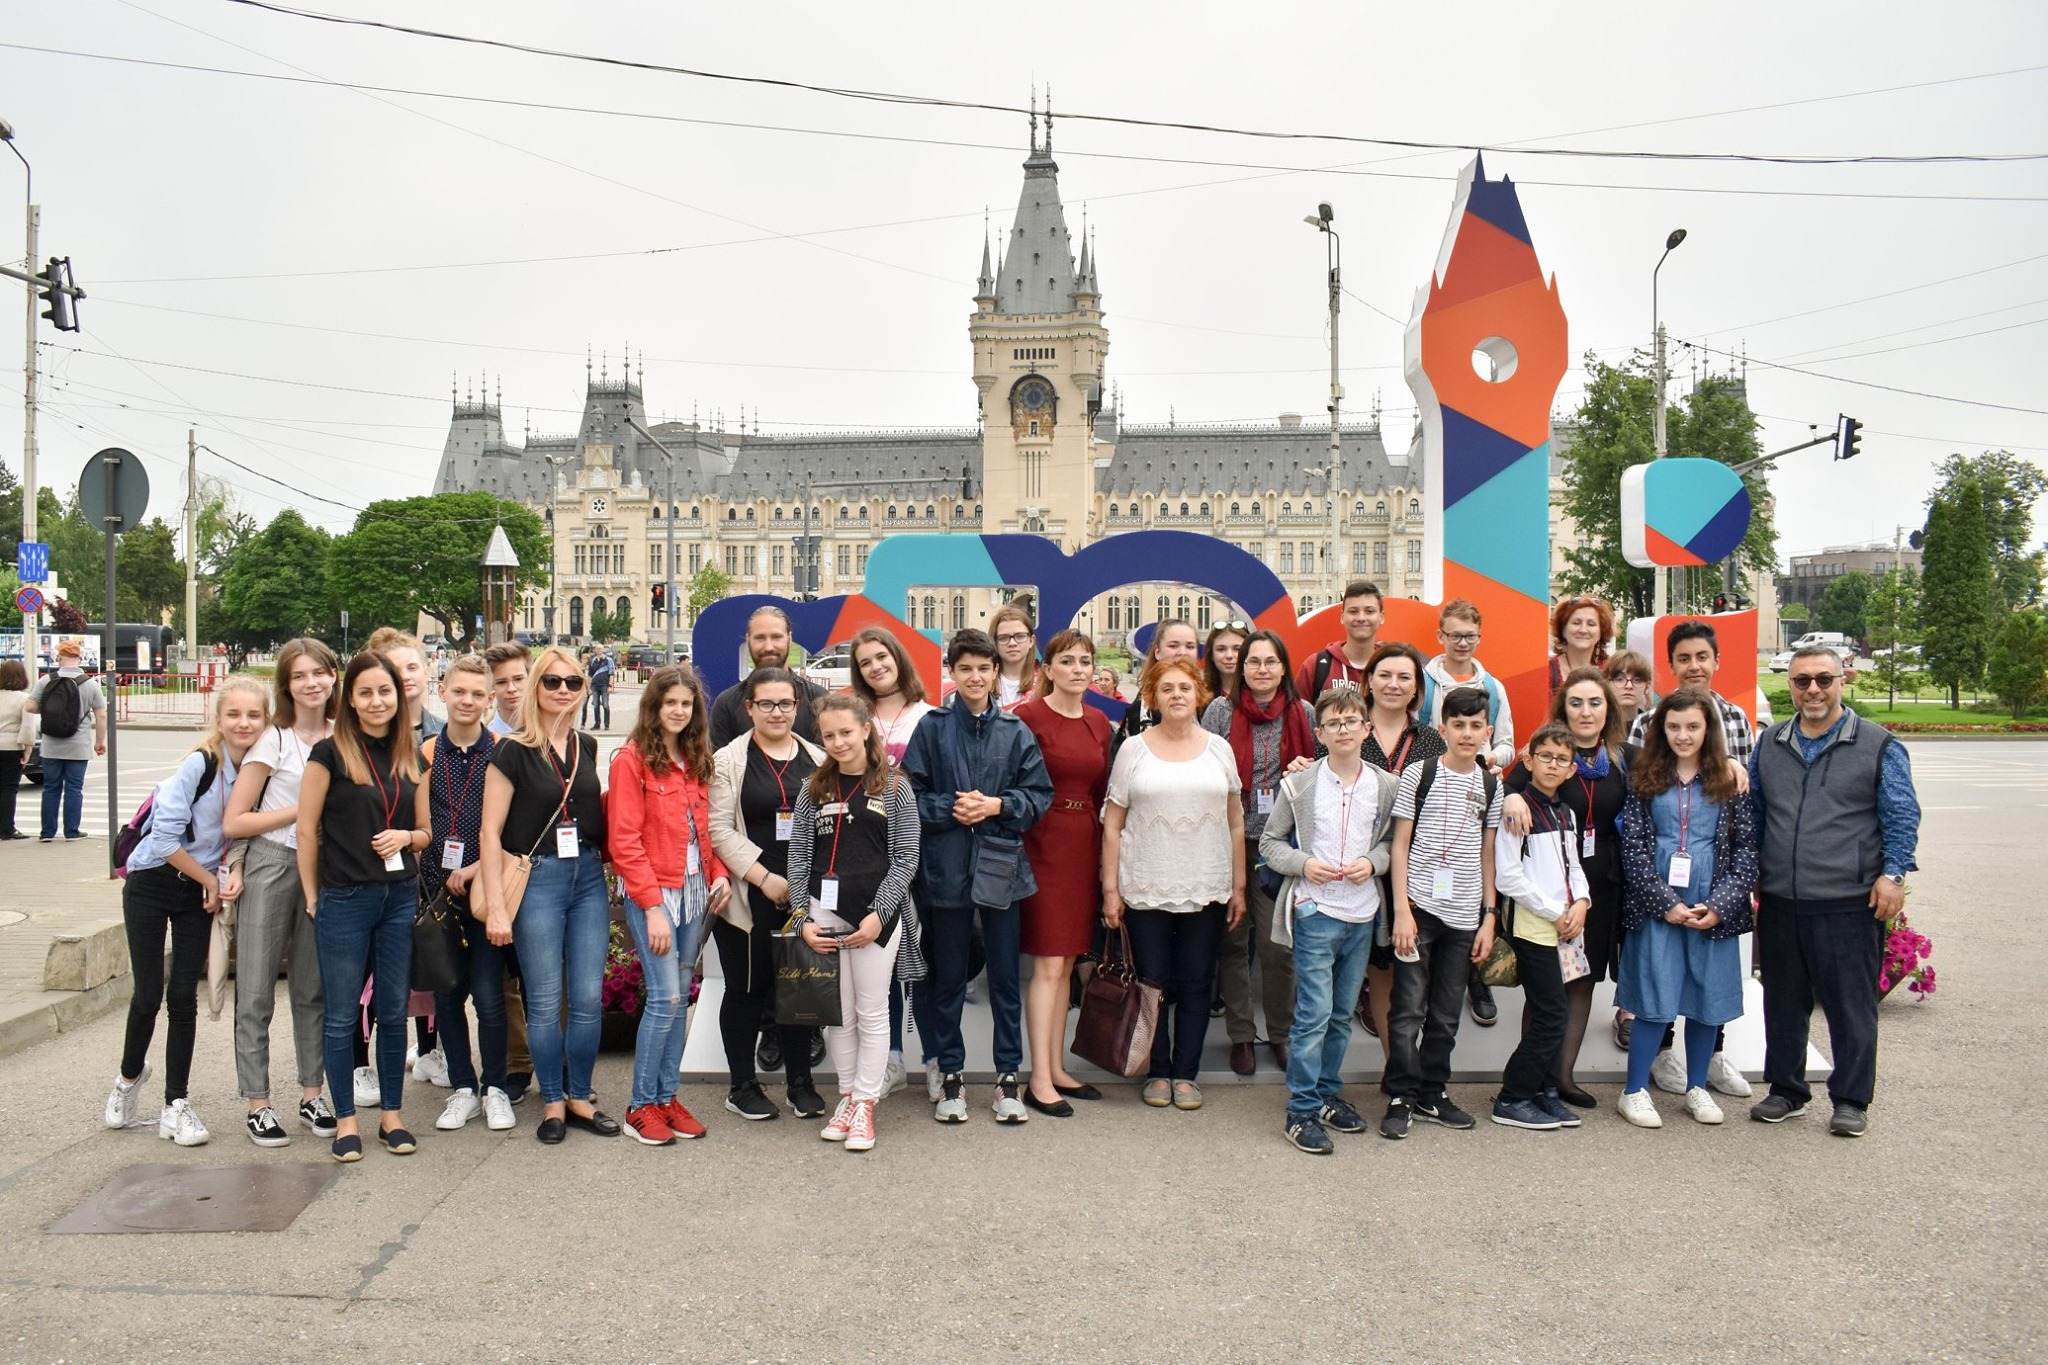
top-left (411, 885), bottom-right (466, 995)
top-left (772, 920), bottom-right (843, 1027)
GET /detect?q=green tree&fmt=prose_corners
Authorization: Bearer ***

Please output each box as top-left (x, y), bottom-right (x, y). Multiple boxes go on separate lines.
top-left (607, 597), bottom-right (633, 643)
top-left (44, 497), bottom-right (107, 619)
top-left (1817, 571), bottom-right (1874, 640)
top-left (1558, 357), bottom-right (1773, 620)
top-left (218, 509), bottom-right (335, 652)
top-left (588, 599), bottom-right (614, 644)
top-left (325, 495), bottom-right (547, 649)
top-left (1920, 469), bottom-right (1998, 708)
top-left (1933, 452), bottom-right (2046, 610)
top-left (687, 563), bottom-right (732, 622)
top-left (1866, 568), bottom-right (1922, 704)
top-left (1986, 609), bottom-right (2048, 718)
top-left (114, 519), bottom-right (185, 622)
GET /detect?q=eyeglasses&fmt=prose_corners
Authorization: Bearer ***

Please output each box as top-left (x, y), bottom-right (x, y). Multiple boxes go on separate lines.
top-left (1444, 632), bottom-right (1479, 646)
top-left (1318, 717), bottom-right (1362, 732)
top-left (994, 632), bottom-right (1032, 645)
top-left (537, 674), bottom-right (586, 693)
top-left (751, 699), bottom-right (799, 714)
top-left (1790, 674), bottom-right (1840, 691)
top-left (1243, 657), bottom-right (1280, 670)
top-left (1529, 751), bottom-right (1576, 766)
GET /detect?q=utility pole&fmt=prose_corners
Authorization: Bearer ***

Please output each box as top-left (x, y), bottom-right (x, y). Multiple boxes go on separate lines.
top-left (19, 202), bottom-right (37, 671)
top-left (1650, 228), bottom-right (1687, 619)
top-left (183, 427), bottom-right (198, 671)
top-left (1305, 204), bottom-right (1344, 600)
top-left (1889, 522), bottom-right (1903, 712)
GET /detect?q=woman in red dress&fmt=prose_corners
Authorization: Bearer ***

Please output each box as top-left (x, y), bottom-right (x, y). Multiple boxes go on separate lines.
top-left (1015, 628), bottom-right (1113, 1117)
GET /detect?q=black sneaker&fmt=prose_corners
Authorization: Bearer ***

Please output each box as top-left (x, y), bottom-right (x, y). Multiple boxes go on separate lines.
top-left (1467, 978), bottom-right (1497, 1026)
top-left (756, 1034), bottom-right (784, 1073)
top-left (1749, 1094), bottom-right (1809, 1123)
top-left (1379, 1097), bottom-right (1411, 1140)
top-left (503, 1072), bottom-right (531, 1105)
top-left (1285, 1116), bottom-right (1334, 1154)
top-left (1413, 1093), bottom-right (1476, 1129)
top-left (724, 1082), bottom-right (778, 1121)
top-left (1829, 1103), bottom-right (1868, 1138)
top-left (297, 1096), bottom-right (337, 1138)
top-left (1319, 1098), bottom-right (1367, 1134)
top-left (787, 1080), bottom-right (827, 1120)
top-left (245, 1106), bottom-right (291, 1148)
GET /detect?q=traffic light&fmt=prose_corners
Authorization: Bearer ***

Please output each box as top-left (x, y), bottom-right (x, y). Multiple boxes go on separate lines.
top-left (1712, 592), bottom-right (1729, 613)
top-left (39, 256), bottom-right (78, 332)
top-left (1834, 414), bottom-right (1863, 461)
top-left (651, 583), bottom-right (666, 614)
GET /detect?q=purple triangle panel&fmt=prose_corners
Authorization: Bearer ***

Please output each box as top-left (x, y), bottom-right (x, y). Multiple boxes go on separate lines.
top-left (1441, 407), bottom-right (1534, 508)
top-left (1464, 161), bottom-right (1533, 247)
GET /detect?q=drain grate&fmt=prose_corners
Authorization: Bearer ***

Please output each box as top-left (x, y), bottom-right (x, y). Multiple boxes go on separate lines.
top-left (51, 1163), bottom-right (341, 1234)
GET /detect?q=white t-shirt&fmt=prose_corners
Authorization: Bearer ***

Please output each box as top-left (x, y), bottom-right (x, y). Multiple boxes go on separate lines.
top-left (1301, 762), bottom-right (1382, 923)
top-left (243, 723), bottom-right (320, 849)
top-left (1105, 731), bottom-right (1241, 913)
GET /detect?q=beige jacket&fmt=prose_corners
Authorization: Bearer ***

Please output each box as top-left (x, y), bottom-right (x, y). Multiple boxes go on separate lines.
top-left (709, 729), bottom-right (824, 933)
top-left (0, 692), bottom-right (35, 751)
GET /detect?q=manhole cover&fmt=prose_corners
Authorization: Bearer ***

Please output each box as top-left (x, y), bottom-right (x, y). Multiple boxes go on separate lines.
top-left (51, 1163), bottom-right (341, 1235)
top-left (0, 911), bottom-right (26, 929)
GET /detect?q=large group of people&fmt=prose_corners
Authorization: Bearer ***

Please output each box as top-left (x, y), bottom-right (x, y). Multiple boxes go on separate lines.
top-left (91, 579), bottom-right (1923, 1161)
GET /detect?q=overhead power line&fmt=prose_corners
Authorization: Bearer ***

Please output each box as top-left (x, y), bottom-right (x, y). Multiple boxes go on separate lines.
top-left (1678, 340), bottom-right (2048, 416)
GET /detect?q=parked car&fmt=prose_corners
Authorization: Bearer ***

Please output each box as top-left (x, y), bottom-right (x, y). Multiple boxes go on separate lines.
top-left (803, 647), bottom-right (853, 693)
top-left (1768, 650), bottom-right (1794, 673)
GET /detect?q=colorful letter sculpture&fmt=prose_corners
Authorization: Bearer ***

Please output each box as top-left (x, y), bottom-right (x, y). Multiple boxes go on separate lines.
top-left (1621, 458), bottom-right (1753, 568)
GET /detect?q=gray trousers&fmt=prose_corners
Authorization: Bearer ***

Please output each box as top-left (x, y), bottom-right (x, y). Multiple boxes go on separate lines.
top-left (1220, 838), bottom-right (1293, 1045)
top-left (233, 837), bottom-right (326, 1098)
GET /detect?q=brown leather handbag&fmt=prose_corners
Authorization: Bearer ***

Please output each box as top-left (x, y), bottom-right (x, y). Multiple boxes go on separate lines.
top-left (1071, 924), bottom-right (1163, 1078)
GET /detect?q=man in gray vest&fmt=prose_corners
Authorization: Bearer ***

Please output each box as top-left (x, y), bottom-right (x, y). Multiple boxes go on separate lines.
top-left (1747, 645), bottom-right (1920, 1137)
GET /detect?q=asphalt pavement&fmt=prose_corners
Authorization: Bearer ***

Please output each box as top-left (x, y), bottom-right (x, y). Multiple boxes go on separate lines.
top-left (0, 739), bottom-right (2040, 1363)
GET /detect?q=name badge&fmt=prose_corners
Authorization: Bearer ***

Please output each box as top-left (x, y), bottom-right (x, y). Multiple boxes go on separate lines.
top-left (556, 822), bottom-right (580, 859)
top-left (1256, 788), bottom-right (1276, 816)
top-left (774, 809), bottom-right (794, 842)
top-left (686, 841), bottom-right (701, 876)
top-left (382, 846), bottom-right (407, 873)
top-left (441, 838), bottom-right (466, 871)
top-left (1666, 852), bottom-right (1693, 889)
top-left (1431, 865), bottom-right (1455, 901)
top-left (1580, 829), bottom-right (1596, 860)
top-left (818, 877), bottom-right (840, 912)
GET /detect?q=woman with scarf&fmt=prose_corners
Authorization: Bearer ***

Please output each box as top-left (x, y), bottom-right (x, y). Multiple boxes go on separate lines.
top-left (1200, 630), bottom-right (1316, 1077)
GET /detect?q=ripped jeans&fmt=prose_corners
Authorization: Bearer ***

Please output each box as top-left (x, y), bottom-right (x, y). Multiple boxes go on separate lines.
top-left (623, 893), bottom-right (713, 1109)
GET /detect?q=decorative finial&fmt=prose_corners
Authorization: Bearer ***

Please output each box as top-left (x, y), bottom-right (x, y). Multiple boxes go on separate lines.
top-left (585, 344), bottom-right (592, 379)
top-left (1029, 86), bottom-right (1038, 152)
top-left (1045, 85), bottom-right (1053, 153)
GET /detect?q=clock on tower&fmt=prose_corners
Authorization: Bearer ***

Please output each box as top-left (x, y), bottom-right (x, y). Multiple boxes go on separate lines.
top-left (1010, 375), bottom-right (1056, 440)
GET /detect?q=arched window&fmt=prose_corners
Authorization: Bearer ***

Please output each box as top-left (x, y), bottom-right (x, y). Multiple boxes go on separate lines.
top-left (745, 507), bottom-right (756, 522)
top-left (1199, 501), bottom-right (1211, 517)
top-left (1156, 594), bottom-right (1170, 622)
top-left (925, 504), bottom-right (935, 519)
top-left (951, 595), bottom-right (967, 631)
top-left (774, 507), bottom-right (784, 521)
top-left (1196, 595), bottom-right (1212, 630)
top-left (616, 595), bottom-right (629, 620)
top-left (1353, 500), bottom-right (1365, 515)
top-left (1376, 500), bottom-right (1386, 514)
top-left (1109, 503), bottom-right (1119, 518)
top-left (690, 506), bottom-right (699, 519)
top-left (1230, 501), bottom-right (1241, 515)
top-left (726, 508), bottom-right (736, 522)
top-left (1125, 594), bottom-right (1140, 626)
top-left (975, 504), bottom-right (983, 519)
top-left (1408, 498), bottom-right (1420, 517)
top-left (568, 597), bottom-right (584, 636)
top-left (1178, 501), bottom-right (1190, 516)
top-left (1107, 597), bottom-right (1122, 630)
top-left (1281, 501), bottom-right (1293, 515)
top-left (887, 505), bottom-right (898, 519)
top-left (837, 506), bottom-right (848, 522)
top-left (859, 506), bottom-right (870, 522)
top-left (921, 595), bottom-right (937, 630)
top-left (1176, 594), bottom-right (1191, 620)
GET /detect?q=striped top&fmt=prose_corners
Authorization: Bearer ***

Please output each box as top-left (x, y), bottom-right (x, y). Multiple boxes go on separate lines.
top-left (1393, 761), bottom-right (1502, 930)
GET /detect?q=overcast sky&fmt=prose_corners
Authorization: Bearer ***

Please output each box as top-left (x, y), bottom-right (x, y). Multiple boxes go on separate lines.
top-left (5, 0), bottom-right (2046, 567)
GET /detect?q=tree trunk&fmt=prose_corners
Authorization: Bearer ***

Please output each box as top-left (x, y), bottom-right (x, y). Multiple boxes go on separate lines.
top-left (1949, 682), bottom-right (1960, 709)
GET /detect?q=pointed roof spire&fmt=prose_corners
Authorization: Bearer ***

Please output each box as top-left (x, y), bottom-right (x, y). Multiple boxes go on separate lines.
top-left (1044, 85), bottom-right (1053, 155)
top-left (997, 97), bottom-right (1075, 313)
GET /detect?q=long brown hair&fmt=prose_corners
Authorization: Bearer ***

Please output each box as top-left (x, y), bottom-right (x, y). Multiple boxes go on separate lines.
top-left (988, 603), bottom-right (1039, 695)
top-left (849, 626), bottom-right (926, 707)
top-left (271, 637), bottom-right (339, 728)
top-left (332, 651), bottom-right (421, 786)
top-left (1630, 689), bottom-right (1735, 804)
top-left (630, 665), bottom-right (713, 783)
top-left (805, 693), bottom-right (896, 803)
top-left (1202, 622), bottom-right (1248, 702)
top-left (1548, 666), bottom-right (1625, 755)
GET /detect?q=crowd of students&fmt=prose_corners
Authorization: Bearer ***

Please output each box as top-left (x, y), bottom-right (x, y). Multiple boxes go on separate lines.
top-left (96, 578), bottom-right (1923, 1161)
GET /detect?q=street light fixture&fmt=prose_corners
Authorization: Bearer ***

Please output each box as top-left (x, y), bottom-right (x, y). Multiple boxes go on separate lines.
top-left (1650, 225), bottom-right (1687, 616)
top-left (1304, 203), bottom-right (1344, 600)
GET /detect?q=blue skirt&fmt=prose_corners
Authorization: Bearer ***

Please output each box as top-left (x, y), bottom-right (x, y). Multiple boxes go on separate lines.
top-left (1616, 916), bottom-right (1743, 1026)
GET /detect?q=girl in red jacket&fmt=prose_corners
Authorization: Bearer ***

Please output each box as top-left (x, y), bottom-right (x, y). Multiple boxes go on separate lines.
top-left (607, 666), bottom-right (732, 1146)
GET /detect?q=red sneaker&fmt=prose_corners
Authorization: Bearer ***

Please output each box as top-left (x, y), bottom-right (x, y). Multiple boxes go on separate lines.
top-left (625, 1104), bottom-right (676, 1146)
top-left (662, 1097), bottom-right (706, 1140)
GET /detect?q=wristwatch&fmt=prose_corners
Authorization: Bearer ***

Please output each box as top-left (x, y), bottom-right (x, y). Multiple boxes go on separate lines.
top-left (1884, 874), bottom-right (1906, 887)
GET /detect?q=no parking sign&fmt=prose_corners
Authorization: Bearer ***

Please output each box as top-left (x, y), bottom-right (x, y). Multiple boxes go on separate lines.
top-left (13, 585), bottom-right (42, 616)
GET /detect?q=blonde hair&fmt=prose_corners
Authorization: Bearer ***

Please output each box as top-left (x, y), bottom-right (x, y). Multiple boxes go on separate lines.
top-left (513, 645), bottom-right (586, 750)
top-left (197, 675), bottom-right (272, 763)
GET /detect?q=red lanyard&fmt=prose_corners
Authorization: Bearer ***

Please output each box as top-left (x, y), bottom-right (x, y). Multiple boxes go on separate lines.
top-left (825, 774), bottom-right (862, 876)
top-left (1436, 768), bottom-right (1481, 867)
top-left (1576, 774), bottom-right (1597, 821)
top-left (758, 740), bottom-right (798, 809)
top-left (434, 736), bottom-right (493, 831)
top-left (364, 745), bottom-right (402, 831)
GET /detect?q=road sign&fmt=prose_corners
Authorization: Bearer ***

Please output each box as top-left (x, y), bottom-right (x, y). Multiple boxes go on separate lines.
top-left (79, 448), bottom-right (150, 534)
top-left (16, 541), bottom-right (49, 583)
top-left (14, 586), bottom-right (42, 616)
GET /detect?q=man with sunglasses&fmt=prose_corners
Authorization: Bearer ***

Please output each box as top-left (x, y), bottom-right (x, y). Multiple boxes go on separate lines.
top-left (1296, 581), bottom-right (1386, 700)
top-left (1748, 645), bottom-right (1919, 1138)
top-left (710, 606), bottom-right (826, 748)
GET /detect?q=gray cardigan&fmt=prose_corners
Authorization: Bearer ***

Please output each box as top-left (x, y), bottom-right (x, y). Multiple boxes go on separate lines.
top-left (1259, 759), bottom-right (1398, 944)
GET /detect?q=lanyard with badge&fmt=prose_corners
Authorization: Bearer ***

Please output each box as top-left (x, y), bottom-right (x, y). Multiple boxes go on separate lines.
top-left (436, 735), bottom-right (493, 872)
top-left (546, 733), bottom-right (582, 859)
top-left (761, 742), bottom-right (800, 842)
top-left (366, 748), bottom-right (407, 872)
top-left (1430, 769), bottom-right (1482, 902)
top-left (1575, 772), bottom-right (1600, 861)
top-left (1667, 778), bottom-right (1697, 890)
top-left (816, 774), bottom-right (862, 916)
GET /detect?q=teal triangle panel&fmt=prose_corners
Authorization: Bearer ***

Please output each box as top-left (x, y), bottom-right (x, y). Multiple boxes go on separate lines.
top-left (1445, 445), bottom-right (1552, 601)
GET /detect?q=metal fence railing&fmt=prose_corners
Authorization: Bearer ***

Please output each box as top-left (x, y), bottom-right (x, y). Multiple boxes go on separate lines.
top-left (112, 673), bottom-right (214, 724)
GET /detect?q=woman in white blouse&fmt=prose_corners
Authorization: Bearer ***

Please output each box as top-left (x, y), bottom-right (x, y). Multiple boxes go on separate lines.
top-left (1101, 655), bottom-right (1246, 1111)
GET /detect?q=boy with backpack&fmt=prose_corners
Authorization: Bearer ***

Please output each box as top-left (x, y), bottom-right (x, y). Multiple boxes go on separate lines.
top-left (1381, 686), bottom-right (1502, 1140)
top-left (25, 638), bottom-right (108, 842)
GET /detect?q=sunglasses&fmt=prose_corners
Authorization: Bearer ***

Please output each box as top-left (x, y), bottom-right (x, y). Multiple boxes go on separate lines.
top-left (1790, 674), bottom-right (1840, 691)
top-left (537, 674), bottom-right (586, 693)
top-left (1218, 620), bottom-right (1251, 632)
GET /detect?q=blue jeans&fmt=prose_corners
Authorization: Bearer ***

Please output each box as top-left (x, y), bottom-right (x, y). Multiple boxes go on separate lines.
top-left (436, 919), bottom-right (510, 1095)
top-left (314, 879), bottom-right (417, 1119)
top-left (623, 893), bottom-right (712, 1108)
top-left (923, 902), bottom-right (1021, 1074)
top-left (40, 755), bottom-right (87, 839)
top-left (1284, 910), bottom-right (1376, 1121)
top-left (512, 852), bottom-right (610, 1106)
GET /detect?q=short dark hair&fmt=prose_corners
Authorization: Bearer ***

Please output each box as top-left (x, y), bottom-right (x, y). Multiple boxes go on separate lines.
top-left (1314, 687), bottom-right (1368, 723)
top-left (1526, 722), bottom-right (1575, 757)
top-left (1343, 580), bottom-right (1384, 606)
top-left (483, 642), bottom-right (528, 671)
top-left (744, 666), bottom-right (801, 702)
top-left (946, 628), bottom-right (997, 668)
top-left (1789, 644), bottom-right (1845, 670)
top-left (1665, 620), bottom-right (1719, 662)
top-left (1440, 685), bottom-right (1489, 721)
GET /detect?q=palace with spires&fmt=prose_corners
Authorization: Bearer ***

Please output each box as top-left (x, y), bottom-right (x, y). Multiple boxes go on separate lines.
top-left (433, 115), bottom-right (1581, 646)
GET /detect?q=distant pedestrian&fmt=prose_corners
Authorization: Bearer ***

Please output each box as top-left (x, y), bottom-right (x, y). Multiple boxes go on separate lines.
top-left (0, 659), bottom-right (35, 839)
top-left (583, 645), bottom-right (615, 730)
top-left (23, 637), bottom-right (106, 842)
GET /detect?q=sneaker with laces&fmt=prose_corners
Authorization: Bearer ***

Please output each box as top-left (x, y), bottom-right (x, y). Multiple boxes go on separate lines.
top-left (821, 1096), bottom-right (856, 1142)
top-left (481, 1088), bottom-right (517, 1131)
top-left (724, 1083), bottom-right (778, 1121)
top-left (844, 1098), bottom-right (876, 1152)
top-left (1536, 1089), bottom-right (1582, 1128)
top-left (1749, 1093), bottom-right (1810, 1124)
top-left (625, 1104), bottom-right (676, 1146)
top-left (787, 1080), bottom-right (827, 1120)
top-left (1684, 1086), bottom-right (1725, 1125)
top-left (353, 1065), bottom-right (380, 1108)
top-left (245, 1106), bottom-right (291, 1147)
top-left (992, 1073), bottom-right (1029, 1124)
top-left (436, 1090), bottom-right (482, 1131)
top-left (1829, 1103), bottom-right (1869, 1138)
top-left (1413, 1093), bottom-right (1476, 1130)
top-left (1616, 1088), bottom-right (1663, 1129)
top-left (660, 1096), bottom-right (704, 1139)
top-left (881, 1052), bottom-right (907, 1098)
top-left (1650, 1049), bottom-right (1687, 1095)
top-left (1490, 1095), bottom-right (1563, 1130)
top-left (1286, 1116), bottom-right (1335, 1154)
top-left (934, 1073), bottom-right (968, 1123)
top-left (298, 1096), bottom-right (337, 1137)
top-left (1706, 1053), bottom-right (1753, 1098)
top-left (158, 1099), bottom-right (210, 1147)
top-left (1319, 1098), bottom-right (1366, 1134)
top-left (1379, 1097), bottom-right (1412, 1140)
top-left (924, 1059), bottom-right (944, 1103)
top-left (103, 1063), bottom-right (150, 1129)
top-left (412, 1046), bottom-right (452, 1088)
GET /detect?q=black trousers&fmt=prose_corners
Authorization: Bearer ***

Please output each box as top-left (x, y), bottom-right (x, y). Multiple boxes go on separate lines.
top-left (1386, 908), bottom-right (1476, 1101)
top-left (1125, 904), bottom-right (1225, 1081)
top-left (0, 747), bottom-right (21, 835)
top-left (710, 914), bottom-right (813, 1090)
top-left (1503, 936), bottom-right (1566, 1102)
top-left (1761, 895), bottom-right (1884, 1109)
top-left (120, 865), bottom-right (211, 1104)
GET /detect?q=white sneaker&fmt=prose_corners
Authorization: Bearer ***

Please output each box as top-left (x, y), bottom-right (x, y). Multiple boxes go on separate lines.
top-left (405, 1045), bottom-right (420, 1072)
top-left (1706, 1053), bottom-right (1753, 1098)
top-left (881, 1052), bottom-right (907, 1099)
top-left (991, 1073), bottom-right (1029, 1124)
top-left (157, 1098), bottom-right (210, 1147)
top-left (1616, 1089), bottom-right (1663, 1129)
top-left (103, 1063), bottom-right (150, 1129)
top-left (924, 1059), bottom-right (944, 1104)
top-left (1684, 1086), bottom-right (1725, 1125)
top-left (481, 1087), bottom-right (516, 1131)
top-left (353, 1065), bottom-right (380, 1107)
top-left (413, 1046), bottom-right (452, 1089)
top-left (436, 1090), bottom-right (482, 1131)
top-left (1650, 1050), bottom-right (1687, 1095)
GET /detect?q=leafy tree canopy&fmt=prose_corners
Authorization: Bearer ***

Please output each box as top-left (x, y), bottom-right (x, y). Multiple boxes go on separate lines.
top-left (326, 494), bottom-right (546, 648)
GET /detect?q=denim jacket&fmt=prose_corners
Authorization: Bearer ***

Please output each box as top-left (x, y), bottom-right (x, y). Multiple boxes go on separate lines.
top-left (902, 694), bottom-right (1053, 908)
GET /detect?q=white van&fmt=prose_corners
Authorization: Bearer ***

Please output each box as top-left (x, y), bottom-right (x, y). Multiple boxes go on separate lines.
top-left (1791, 631), bottom-right (1854, 653)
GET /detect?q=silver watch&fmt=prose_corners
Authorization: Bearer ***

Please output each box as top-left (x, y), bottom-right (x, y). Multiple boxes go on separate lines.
top-left (1884, 874), bottom-right (1905, 887)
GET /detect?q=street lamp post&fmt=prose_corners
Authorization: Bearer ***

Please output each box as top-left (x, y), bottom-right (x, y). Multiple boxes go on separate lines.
top-left (1650, 227), bottom-right (1686, 618)
top-left (1305, 204), bottom-right (1344, 600)
top-left (2, 119), bottom-right (38, 671)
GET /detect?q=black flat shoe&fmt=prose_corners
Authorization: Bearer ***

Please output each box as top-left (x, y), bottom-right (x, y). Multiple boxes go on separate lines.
top-left (377, 1126), bottom-right (417, 1154)
top-left (536, 1116), bottom-right (567, 1144)
top-left (1557, 1082), bottom-right (1597, 1110)
top-left (330, 1134), bottom-right (362, 1163)
top-left (1024, 1092), bottom-right (1075, 1118)
top-left (565, 1106), bottom-right (621, 1137)
top-left (1053, 1082), bottom-right (1102, 1101)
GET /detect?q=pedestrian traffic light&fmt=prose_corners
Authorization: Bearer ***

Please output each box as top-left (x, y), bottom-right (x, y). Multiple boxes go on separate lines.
top-left (1834, 414), bottom-right (1863, 461)
top-left (651, 583), bottom-right (666, 614)
top-left (39, 256), bottom-right (78, 332)
top-left (1713, 592), bottom-right (1729, 613)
